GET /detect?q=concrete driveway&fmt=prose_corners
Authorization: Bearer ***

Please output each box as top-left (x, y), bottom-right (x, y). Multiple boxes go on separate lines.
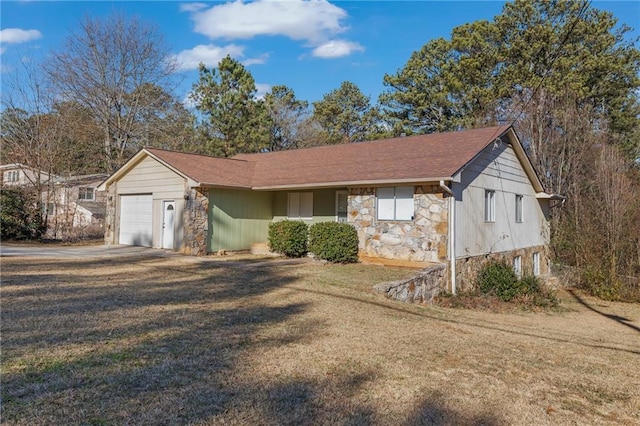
top-left (0, 243), bottom-right (177, 259)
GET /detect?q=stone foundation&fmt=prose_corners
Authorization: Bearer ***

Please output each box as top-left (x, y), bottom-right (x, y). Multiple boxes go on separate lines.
top-left (348, 185), bottom-right (448, 263)
top-left (182, 188), bottom-right (209, 255)
top-left (454, 245), bottom-right (551, 291)
top-left (104, 184), bottom-right (117, 245)
top-left (374, 264), bottom-right (447, 303)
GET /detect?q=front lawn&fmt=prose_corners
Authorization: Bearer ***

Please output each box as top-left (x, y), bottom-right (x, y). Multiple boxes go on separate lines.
top-left (1, 255), bottom-right (638, 425)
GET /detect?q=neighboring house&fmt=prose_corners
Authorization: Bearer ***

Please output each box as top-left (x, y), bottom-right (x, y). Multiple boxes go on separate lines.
top-left (98, 125), bottom-right (561, 291)
top-left (42, 174), bottom-right (109, 238)
top-left (1, 163), bottom-right (58, 188)
top-left (1, 163), bottom-right (107, 238)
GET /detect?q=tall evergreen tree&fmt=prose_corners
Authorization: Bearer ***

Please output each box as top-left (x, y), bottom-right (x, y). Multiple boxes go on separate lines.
top-left (264, 85), bottom-right (309, 151)
top-left (190, 56), bottom-right (270, 157)
top-left (380, 0), bottom-right (640, 149)
top-left (313, 81), bottom-right (379, 144)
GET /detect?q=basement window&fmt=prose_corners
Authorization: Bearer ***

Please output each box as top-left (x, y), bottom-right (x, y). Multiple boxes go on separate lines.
top-left (288, 192), bottom-right (313, 219)
top-left (377, 186), bottom-right (414, 221)
top-left (513, 256), bottom-right (522, 278)
top-left (533, 252), bottom-right (540, 276)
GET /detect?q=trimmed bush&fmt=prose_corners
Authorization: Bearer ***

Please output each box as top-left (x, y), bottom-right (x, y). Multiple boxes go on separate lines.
top-left (309, 222), bottom-right (359, 263)
top-left (268, 220), bottom-right (308, 257)
top-left (476, 260), bottom-right (520, 301)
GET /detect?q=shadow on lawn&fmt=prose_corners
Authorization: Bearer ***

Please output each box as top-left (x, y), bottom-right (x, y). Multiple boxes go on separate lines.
top-left (567, 289), bottom-right (640, 334)
top-left (1, 256), bottom-right (309, 423)
top-left (1, 255), bottom-right (505, 425)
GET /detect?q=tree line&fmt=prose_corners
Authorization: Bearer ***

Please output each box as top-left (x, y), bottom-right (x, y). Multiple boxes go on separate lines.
top-left (2, 0), bottom-right (639, 296)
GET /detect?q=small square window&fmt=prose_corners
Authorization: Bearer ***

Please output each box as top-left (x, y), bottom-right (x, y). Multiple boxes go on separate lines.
top-left (484, 190), bottom-right (495, 222)
top-left (288, 192), bottom-right (313, 219)
top-left (78, 187), bottom-right (95, 201)
top-left (515, 194), bottom-right (523, 223)
top-left (377, 186), bottom-right (414, 221)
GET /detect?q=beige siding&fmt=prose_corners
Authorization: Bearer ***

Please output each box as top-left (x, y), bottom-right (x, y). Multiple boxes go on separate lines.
top-left (454, 142), bottom-right (549, 258)
top-left (115, 156), bottom-right (187, 249)
top-left (117, 156), bottom-right (186, 196)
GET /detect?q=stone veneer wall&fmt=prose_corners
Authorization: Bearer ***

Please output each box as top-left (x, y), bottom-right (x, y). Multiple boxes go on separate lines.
top-left (103, 184), bottom-right (117, 245)
top-left (348, 185), bottom-right (449, 263)
top-left (182, 188), bottom-right (209, 255)
top-left (454, 244), bottom-right (550, 291)
top-left (374, 264), bottom-right (446, 303)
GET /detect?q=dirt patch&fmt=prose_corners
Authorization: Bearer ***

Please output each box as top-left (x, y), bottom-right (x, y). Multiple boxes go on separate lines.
top-left (1, 255), bottom-right (639, 425)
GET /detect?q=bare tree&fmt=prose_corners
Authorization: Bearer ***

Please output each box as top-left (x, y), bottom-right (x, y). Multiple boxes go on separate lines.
top-left (46, 12), bottom-right (177, 172)
top-left (1, 56), bottom-right (67, 235)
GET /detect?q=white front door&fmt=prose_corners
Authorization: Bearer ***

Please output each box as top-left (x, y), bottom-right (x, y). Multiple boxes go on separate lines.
top-left (162, 201), bottom-right (175, 249)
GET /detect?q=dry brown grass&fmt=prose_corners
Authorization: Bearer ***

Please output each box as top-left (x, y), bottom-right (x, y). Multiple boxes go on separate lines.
top-left (1, 254), bottom-right (639, 425)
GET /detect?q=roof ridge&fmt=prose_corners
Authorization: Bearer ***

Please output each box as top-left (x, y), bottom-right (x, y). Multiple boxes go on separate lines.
top-left (233, 125), bottom-right (511, 159)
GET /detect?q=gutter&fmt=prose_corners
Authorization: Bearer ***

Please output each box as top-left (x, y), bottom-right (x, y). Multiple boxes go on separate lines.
top-left (439, 180), bottom-right (456, 295)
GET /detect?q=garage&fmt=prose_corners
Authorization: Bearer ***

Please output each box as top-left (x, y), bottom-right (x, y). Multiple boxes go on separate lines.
top-left (119, 194), bottom-right (153, 247)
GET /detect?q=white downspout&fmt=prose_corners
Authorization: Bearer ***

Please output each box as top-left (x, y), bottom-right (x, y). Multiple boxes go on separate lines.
top-left (439, 180), bottom-right (456, 295)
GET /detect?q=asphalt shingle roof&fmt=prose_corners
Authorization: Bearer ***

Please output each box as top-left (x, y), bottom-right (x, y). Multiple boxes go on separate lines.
top-left (146, 125), bottom-right (512, 189)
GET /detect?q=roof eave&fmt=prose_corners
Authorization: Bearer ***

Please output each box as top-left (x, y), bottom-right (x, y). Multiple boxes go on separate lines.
top-left (251, 177), bottom-right (453, 191)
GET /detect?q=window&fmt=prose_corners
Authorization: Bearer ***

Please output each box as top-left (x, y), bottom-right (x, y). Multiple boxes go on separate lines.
top-left (515, 194), bottom-right (523, 223)
top-left (288, 192), bottom-right (313, 219)
top-left (5, 170), bottom-right (19, 182)
top-left (78, 187), bottom-right (95, 200)
top-left (43, 203), bottom-right (54, 216)
top-left (484, 190), bottom-right (495, 222)
top-left (533, 252), bottom-right (540, 276)
top-left (513, 256), bottom-right (522, 278)
top-left (377, 186), bottom-right (414, 221)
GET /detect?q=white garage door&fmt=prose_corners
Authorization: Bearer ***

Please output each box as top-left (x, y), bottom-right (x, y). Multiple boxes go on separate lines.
top-left (119, 194), bottom-right (153, 247)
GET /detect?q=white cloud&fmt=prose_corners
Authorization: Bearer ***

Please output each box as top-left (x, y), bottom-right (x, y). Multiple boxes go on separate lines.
top-left (255, 83), bottom-right (271, 100)
top-left (169, 44), bottom-right (246, 71)
top-left (0, 28), bottom-right (42, 44)
top-left (179, 3), bottom-right (207, 13)
top-left (188, 0), bottom-right (348, 44)
top-left (312, 39), bottom-right (364, 58)
top-left (242, 53), bottom-right (269, 66)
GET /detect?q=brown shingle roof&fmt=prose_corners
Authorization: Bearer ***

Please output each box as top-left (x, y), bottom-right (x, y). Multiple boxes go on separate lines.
top-left (145, 125), bottom-right (512, 189)
top-left (146, 148), bottom-right (254, 188)
top-left (235, 125), bottom-right (511, 188)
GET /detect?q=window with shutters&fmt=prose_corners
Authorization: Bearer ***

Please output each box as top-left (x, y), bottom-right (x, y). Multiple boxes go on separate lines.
top-left (287, 192), bottom-right (313, 219)
top-left (377, 186), bottom-right (414, 221)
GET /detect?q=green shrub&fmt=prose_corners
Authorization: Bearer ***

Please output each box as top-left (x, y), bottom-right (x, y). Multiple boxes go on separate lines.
top-left (476, 260), bottom-right (520, 301)
top-left (268, 220), bottom-right (308, 257)
top-left (308, 222), bottom-right (359, 263)
top-left (519, 275), bottom-right (541, 295)
top-left (0, 188), bottom-right (44, 240)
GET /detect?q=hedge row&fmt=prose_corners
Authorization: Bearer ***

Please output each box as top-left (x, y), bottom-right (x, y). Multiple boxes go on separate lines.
top-left (268, 220), bottom-right (358, 263)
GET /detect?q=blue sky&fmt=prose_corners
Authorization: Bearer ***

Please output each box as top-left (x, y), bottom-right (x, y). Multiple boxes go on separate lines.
top-left (1, 1), bottom-right (638, 107)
